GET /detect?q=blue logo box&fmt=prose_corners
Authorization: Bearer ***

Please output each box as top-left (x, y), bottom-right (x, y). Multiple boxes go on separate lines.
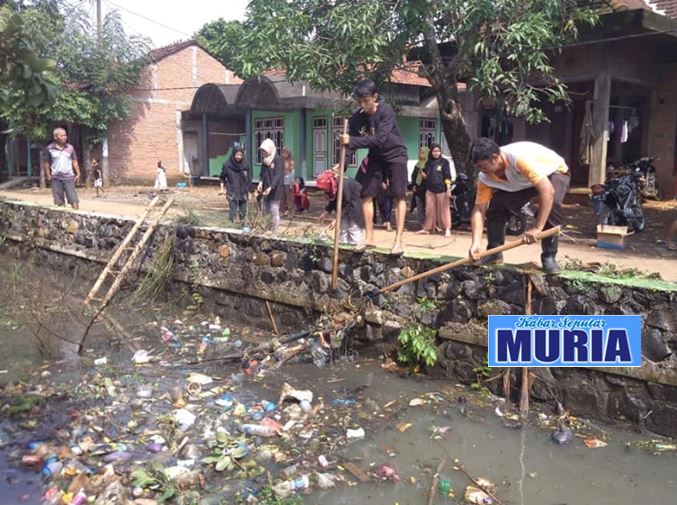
top-left (488, 315), bottom-right (642, 367)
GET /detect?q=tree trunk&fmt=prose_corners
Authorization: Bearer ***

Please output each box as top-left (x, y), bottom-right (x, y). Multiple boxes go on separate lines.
top-left (421, 12), bottom-right (473, 177)
top-left (434, 80), bottom-right (472, 177)
top-left (83, 143), bottom-right (92, 189)
top-left (0, 129), bottom-right (6, 183)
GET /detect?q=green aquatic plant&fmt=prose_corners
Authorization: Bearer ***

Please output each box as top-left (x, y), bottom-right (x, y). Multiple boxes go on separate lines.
top-left (397, 324), bottom-right (438, 373)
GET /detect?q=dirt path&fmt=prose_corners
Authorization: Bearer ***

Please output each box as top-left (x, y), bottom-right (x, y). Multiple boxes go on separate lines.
top-left (2, 186), bottom-right (676, 282)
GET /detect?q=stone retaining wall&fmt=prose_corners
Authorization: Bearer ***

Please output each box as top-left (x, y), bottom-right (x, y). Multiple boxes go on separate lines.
top-left (1, 200), bottom-right (676, 437)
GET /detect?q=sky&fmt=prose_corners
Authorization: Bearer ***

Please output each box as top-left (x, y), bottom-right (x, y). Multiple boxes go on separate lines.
top-left (97, 0), bottom-right (249, 47)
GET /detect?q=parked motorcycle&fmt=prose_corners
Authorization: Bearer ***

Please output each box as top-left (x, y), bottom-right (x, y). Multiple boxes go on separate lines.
top-left (630, 157), bottom-right (659, 200)
top-left (590, 168), bottom-right (646, 232)
top-left (450, 172), bottom-right (475, 229)
top-left (506, 201), bottom-right (536, 236)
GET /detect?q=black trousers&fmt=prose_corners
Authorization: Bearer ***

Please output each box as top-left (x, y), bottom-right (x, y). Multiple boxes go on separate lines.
top-left (486, 172), bottom-right (570, 231)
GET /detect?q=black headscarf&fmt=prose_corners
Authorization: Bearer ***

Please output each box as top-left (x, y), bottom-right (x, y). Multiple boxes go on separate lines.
top-left (225, 147), bottom-right (249, 173)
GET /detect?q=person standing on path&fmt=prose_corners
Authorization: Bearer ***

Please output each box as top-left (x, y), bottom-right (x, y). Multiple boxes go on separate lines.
top-left (341, 79), bottom-right (409, 255)
top-left (91, 158), bottom-right (104, 198)
top-left (258, 139), bottom-right (284, 235)
top-left (154, 161), bottom-right (168, 192)
top-left (410, 146), bottom-right (429, 227)
top-left (468, 138), bottom-right (570, 274)
top-left (43, 127), bottom-right (81, 210)
top-left (417, 144), bottom-right (452, 237)
top-left (220, 146), bottom-right (250, 223)
top-left (280, 147), bottom-right (295, 218)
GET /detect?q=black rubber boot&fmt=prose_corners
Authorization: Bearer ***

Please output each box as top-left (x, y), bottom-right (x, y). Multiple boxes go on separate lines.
top-left (481, 219), bottom-right (506, 265)
top-left (541, 235), bottom-right (561, 275)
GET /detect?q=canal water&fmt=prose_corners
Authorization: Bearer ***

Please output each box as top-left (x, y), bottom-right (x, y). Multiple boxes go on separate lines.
top-left (0, 253), bottom-right (675, 504)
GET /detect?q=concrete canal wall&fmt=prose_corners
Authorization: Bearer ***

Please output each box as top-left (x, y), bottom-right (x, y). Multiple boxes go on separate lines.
top-left (1, 200), bottom-right (676, 437)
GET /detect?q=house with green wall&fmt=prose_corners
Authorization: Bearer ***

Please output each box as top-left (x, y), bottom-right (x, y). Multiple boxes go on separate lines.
top-left (182, 67), bottom-right (447, 183)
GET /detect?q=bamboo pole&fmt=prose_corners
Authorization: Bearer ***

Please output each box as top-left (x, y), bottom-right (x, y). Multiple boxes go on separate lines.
top-left (78, 197), bottom-right (174, 353)
top-left (380, 226), bottom-right (561, 294)
top-left (520, 277), bottom-right (533, 418)
top-left (331, 118), bottom-right (349, 290)
top-left (85, 195), bottom-right (160, 304)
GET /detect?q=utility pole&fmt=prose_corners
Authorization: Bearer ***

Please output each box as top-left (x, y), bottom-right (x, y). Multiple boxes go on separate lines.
top-left (96, 0), bottom-right (110, 186)
top-left (96, 0), bottom-right (102, 38)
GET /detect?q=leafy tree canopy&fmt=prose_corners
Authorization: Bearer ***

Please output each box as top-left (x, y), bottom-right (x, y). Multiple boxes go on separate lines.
top-left (202, 0), bottom-right (597, 170)
top-left (195, 18), bottom-right (244, 68)
top-left (0, 4), bottom-right (56, 111)
top-left (1, 0), bottom-right (151, 142)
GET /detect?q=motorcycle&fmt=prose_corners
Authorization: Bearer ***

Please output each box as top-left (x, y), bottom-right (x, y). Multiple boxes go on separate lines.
top-left (450, 172), bottom-right (475, 229)
top-left (590, 167), bottom-right (646, 232)
top-left (506, 201), bottom-right (536, 236)
top-left (629, 157), bottom-right (659, 200)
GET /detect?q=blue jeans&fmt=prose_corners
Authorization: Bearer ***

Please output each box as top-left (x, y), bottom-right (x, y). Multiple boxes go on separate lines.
top-left (228, 195), bottom-right (247, 222)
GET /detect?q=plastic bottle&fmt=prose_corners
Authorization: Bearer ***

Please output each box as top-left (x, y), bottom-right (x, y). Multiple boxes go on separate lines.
top-left (261, 400), bottom-right (277, 412)
top-left (41, 457), bottom-right (63, 481)
top-left (332, 399), bottom-right (356, 407)
top-left (310, 340), bottom-right (329, 367)
top-left (438, 478), bottom-right (451, 494)
top-left (71, 490), bottom-right (87, 505)
top-left (280, 462), bottom-right (302, 479)
top-left (215, 394), bottom-right (234, 410)
top-left (273, 475), bottom-right (310, 498)
top-left (239, 424), bottom-right (277, 437)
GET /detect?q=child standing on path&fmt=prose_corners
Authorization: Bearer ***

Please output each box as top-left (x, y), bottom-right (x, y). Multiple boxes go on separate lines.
top-left (92, 158), bottom-right (104, 198)
top-left (154, 161), bottom-right (168, 192)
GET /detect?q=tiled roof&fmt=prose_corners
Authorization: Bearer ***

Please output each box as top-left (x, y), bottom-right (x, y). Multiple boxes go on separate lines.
top-left (648, 0), bottom-right (677, 17)
top-left (390, 63), bottom-right (431, 87)
top-left (150, 40), bottom-right (197, 62)
top-left (609, 0), bottom-right (677, 18)
top-left (264, 64), bottom-right (432, 87)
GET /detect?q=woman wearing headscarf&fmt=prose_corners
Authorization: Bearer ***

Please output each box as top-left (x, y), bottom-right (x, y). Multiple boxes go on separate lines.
top-left (257, 138), bottom-right (284, 234)
top-left (220, 145), bottom-right (250, 222)
top-left (410, 145), bottom-right (429, 227)
top-left (417, 144), bottom-right (452, 237)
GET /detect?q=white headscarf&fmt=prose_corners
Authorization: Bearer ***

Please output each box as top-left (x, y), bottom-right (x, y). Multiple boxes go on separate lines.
top-left (259, 138), bottom-right (276, 166)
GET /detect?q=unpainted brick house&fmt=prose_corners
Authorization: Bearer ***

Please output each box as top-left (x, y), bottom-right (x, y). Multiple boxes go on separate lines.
top-left (106, 41), bottom-right (241, 183)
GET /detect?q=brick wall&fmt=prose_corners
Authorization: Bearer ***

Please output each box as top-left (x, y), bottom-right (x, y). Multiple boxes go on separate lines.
top-left (648, 63), bottom-right (677, 198)
top-left (108, 45), bottom-right (240, 182)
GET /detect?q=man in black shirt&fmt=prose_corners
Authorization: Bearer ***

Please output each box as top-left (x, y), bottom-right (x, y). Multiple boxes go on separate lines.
top-left (341, 79), bottom-right (408, 255)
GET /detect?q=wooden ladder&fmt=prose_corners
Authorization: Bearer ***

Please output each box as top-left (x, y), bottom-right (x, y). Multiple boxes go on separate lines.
top-left (79, 195), bottom-right (175, 352)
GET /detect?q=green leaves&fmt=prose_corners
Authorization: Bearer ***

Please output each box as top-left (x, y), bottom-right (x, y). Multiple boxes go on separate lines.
top-left (397, 324), bottom-right (438, 373)
top-left (1, 3), bottom-right (151, 139)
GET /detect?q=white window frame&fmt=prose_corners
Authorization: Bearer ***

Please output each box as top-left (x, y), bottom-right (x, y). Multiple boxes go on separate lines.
top-left (254, 117), bottom-right (284, 164)
top-left (419, 118), bottom-right (437, 148)
top-left (333, 116), bottom-right (357, 167)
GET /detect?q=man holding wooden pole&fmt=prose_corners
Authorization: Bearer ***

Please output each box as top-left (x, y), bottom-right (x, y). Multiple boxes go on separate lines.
top-left (340, 79), bottom-right (409, 256)
top-left (468, 138), bottom-right (571, 274)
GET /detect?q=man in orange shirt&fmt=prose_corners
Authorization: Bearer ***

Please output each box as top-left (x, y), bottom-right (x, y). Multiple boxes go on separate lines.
top-left (467, 137), bottom-right (570, 274)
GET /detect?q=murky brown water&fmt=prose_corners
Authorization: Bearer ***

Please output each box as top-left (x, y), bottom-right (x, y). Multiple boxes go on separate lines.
top-left (0, 253), bottom-right (675, 505)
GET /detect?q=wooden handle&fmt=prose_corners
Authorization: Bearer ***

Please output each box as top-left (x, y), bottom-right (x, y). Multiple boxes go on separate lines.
top-left (331, 118), bottom-right (349, 290)
top-left (380, 226), bottom-right (561, 294)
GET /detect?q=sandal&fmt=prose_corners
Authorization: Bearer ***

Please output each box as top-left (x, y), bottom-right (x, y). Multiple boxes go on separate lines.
top-left (389, 245), bottom-right (404, 256)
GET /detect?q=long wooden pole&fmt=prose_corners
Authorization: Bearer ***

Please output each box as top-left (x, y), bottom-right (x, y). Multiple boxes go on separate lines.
top-left (520, 277), bottom-right (533, 418)
top-left (331, 118), bottom-right (349, 290)
top-left (380, 226), bottom-right (561, 294)
top-left (85, 195), bottom-right (160, 304)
